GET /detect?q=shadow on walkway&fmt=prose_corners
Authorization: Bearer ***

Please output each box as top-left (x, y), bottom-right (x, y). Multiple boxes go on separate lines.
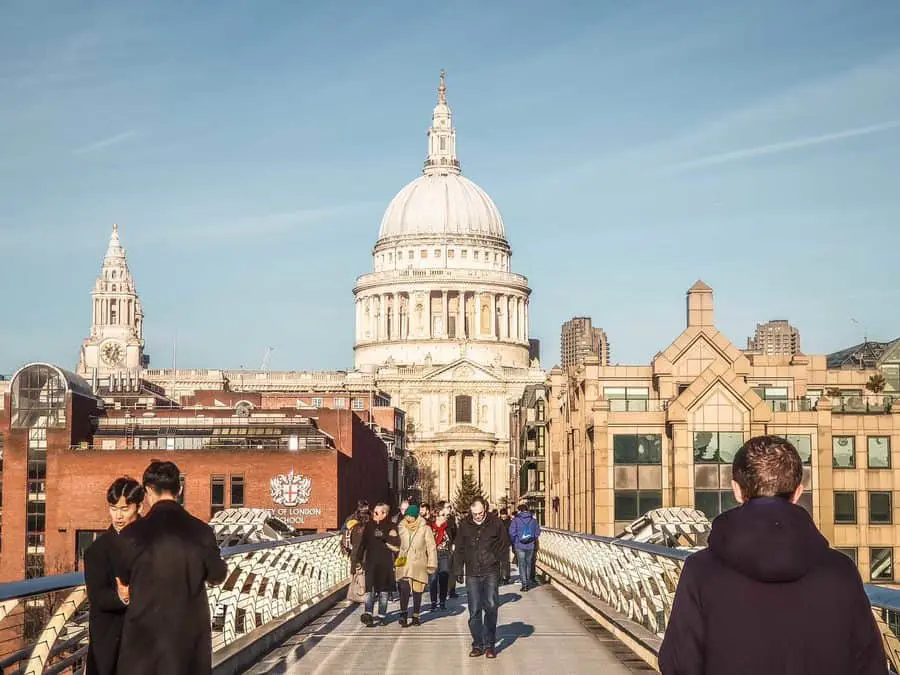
top-left (495, 620), bottom-right (536, 654)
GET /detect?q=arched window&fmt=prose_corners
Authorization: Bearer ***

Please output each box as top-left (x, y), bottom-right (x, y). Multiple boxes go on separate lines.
top-left (455, 395), bottom-right (472, 424)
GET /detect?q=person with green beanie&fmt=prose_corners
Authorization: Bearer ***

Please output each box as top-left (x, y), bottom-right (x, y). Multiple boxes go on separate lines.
top-left (394, 503), bottom-right (437, 627)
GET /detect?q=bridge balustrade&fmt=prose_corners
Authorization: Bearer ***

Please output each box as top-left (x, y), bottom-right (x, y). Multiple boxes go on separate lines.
top-left (0, 532), bottom-right (348, 674)
top-left (537, 528), bottom-right (900, 672)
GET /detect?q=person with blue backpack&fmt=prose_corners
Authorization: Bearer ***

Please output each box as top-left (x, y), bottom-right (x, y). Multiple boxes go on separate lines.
top-left (508, 504), bottom-right (541, 592)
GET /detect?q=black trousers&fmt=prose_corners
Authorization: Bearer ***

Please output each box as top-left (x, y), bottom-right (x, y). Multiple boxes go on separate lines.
top-left (398, 579), bottom-right (423, 615)
top-left (429, 571), bottom-right (449, 604)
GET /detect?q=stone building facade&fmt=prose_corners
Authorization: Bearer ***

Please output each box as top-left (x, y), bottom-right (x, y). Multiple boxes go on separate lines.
top-left (546, 281), bottom-right (900, 583)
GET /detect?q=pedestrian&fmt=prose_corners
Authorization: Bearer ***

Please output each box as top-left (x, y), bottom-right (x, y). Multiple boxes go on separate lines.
top-left (342, 500), bottom-right (369, 556)
top-left (395, 504), bottom-right (437, 626)
top-left (393, 498), bottom-right (410, 526)
top-left (498, 507), bottom-right (512, 584)
top-left (84, 477), bottom-right (144, 675)
top-left (113, 460), bottom-right (228, 675)
top-left (453, 497), bottom-right (510, 659)
top-left (508, 503), bottom-right (541, 591)
top-left (446, 504), bottom-right (460, 599)
top-left (420, 503), bottom-right (431, 522)
top-left (429, 501), bottom-right (455, 611)
top-left (659, 435), bottom-right (888, 675)
top-left (352, 502), bottom-right (400, 627)
top-left (346, 506), bottom-right (370, 604)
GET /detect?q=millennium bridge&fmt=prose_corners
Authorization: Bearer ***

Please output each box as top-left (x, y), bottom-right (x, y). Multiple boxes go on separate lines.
top-left (3, 511), bottom-right (900, 674)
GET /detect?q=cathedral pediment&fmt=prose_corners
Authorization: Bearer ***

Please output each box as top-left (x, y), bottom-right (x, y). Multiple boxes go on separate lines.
top-left (434, 424), bottom-right (497, 442)
top-left (419, 359), bottom-right (503, 383)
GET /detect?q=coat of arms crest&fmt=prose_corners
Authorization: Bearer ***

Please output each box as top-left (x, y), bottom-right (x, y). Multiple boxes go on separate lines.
top-left (270, 470), bottom-right (312, 507)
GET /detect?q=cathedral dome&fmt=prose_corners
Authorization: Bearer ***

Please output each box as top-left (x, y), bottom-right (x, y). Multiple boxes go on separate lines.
top-left (377, 172), bottom-right (506, 240)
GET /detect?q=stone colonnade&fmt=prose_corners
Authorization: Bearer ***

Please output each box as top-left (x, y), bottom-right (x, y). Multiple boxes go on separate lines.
top-left (356, 290), bottom-right (528, 343)
top-left (434, 448), bottom-right (495, 501)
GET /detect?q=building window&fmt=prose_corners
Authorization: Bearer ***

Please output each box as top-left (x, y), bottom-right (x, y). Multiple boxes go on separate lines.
top-left (604, 387), bottom-right (650, 412)
top-left (311, 397), bottom-right (323, 408)
top-left (461, 250), bottom-right (467, 258)
top-left (447, 249), bottom-right (455, 259)
top-left (474, 251), bottom-right (479, 260)
top-left (434, 249), bottom-right (441, 257)
top-left (832, 436), bottom-right (855, 469)
top-left (834, 491), bottom-right (857, 524)
top-left (785, 434), bottom-right (812, 465)
top-left (230, 475), bottom-right (245, 508)
top-left (613, 435), bottom-right (662, 464)
top-left (868, 436), bottom-right (891, 468)
top-left (420, 249), bottom-right (427, 258)
top-left (693, 432), bottom-right (744, 464)
top-left (352, 398), bottom-right (365, 410)
top-left (334, 397), bottom-right (346, 409)
top-left (614, 490), bottom-right (662, 521)
top-left (871, 547), bottom-right (894, 582)
top-left (694, 490), bottom-right (739, 519)
top-left (870, 492), bottom-right (892, 524)
top-left (836, 547), bottom-right (857, 565)
top-left (455, 395), bottom-right (472, 424)
top-left (210, 476), bottom-right (225, 518)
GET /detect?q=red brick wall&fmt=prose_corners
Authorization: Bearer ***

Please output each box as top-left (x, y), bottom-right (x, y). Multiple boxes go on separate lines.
top-left (314, 409), bottom-right (393, 523)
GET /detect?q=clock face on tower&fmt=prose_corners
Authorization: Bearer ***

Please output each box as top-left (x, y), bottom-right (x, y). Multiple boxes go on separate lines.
top-left (101, 341), bottom-right (124, 366)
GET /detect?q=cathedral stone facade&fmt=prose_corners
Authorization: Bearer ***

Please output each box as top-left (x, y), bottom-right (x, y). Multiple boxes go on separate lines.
top-left (78, 72), bottom-right (545, 506)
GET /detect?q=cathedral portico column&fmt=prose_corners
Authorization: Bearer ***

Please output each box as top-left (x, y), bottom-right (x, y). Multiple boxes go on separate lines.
top-left (458, 291), bottom-right (466, 339)
top-left (476, 450), bottom-right (483, 487)
top-left (487, 450), bottom-right (494, 501)
top-left (439, 449), bottom-right (448, 500)
top-left (392, 293), bottom-right (400, 340)
top-left (489, 293), bottom-right (497, 339)
top-left (524, 300), bottom-right (529, 342)
top-left (518, 298), bottom-right (525, 342)
top-left (441, 290), bottom-right (449, 338)
top-left (456, 450), bottom-right (464, 489)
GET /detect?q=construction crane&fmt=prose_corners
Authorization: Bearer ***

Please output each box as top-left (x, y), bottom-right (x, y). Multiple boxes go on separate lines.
top-left (261, 347), bottom-right (275, 371)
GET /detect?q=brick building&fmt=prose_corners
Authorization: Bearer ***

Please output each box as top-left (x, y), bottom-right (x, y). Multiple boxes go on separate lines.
top-left (0, 364), bottom-right (394, 582)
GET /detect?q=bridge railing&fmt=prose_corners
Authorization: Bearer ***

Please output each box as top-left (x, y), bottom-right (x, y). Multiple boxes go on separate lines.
top-left (537, 528), bottom-right (900, 672)
top-left (0, 532), bottom-right (348, 674)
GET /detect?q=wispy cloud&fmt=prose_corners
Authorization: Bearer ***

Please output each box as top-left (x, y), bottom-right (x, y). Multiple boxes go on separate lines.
top-left (73, 129), bottom-right (138, 155)
top-left (137, 201), bottom-right (383, 245)
top-left (671, 118), bottom-right (900, 171)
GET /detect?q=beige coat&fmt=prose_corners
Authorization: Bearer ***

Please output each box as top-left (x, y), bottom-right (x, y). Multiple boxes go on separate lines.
top-left (395, 517), bottom-right (438, 587)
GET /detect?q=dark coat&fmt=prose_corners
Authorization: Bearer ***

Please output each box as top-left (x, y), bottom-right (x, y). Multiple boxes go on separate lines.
top-left (453, 513), bottom-right (510, 578)
top-left (658, 497), bottom-right (888, 675)
top-left (113, 500), bottom-right (228, 675)
top-left (351, 519), bottom-right (400, 593)
top-left (84, 527), bottom-right (127, 675)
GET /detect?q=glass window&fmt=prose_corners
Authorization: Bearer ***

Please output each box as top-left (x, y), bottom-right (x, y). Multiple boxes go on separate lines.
top-left (797, 491), bottom-right (813, 515)
top-left (694, 490), bottom-right (739, 519)
top-left (613, 434), bottom-right (662, 464)
top-left (334, 398), bottom-right (346, 409)
top-left (75, 530), bottom-right (105, 570)
top-left (230, 475), bottom-right (244, 508)
top-left (455, 395), bottom-right (472, 424)
top-left (210, 476), bottom-right (225, 518)
top-left (868, 436), bottom-right (891, 469)
top-left (693, 432), bottom-right (744, 464)
top-left (614, 490), bottom-right (662, 521)
top-left (835, 547), bottom-right (857, 565)
top-left (870, 492), bottom-right (892, 524)
top-left (786, 435), bottom-right (812, 465)
top-left (834, 491), bottom-right (857, 524)
top-left (832, 436), bottom-right (855, 468)
top-left (311, 397), bottom-right (323, 408)
top-left (871, 547), bottom-right (894, 582)
top-left (351, 398), bottom-right (365, 410)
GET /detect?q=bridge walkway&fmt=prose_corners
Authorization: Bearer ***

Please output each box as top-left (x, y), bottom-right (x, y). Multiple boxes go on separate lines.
top-left (244, 578), bottom-right (654, 674)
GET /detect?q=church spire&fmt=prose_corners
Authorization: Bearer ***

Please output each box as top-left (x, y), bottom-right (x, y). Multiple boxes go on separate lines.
top-left (423, 69), bottom-right (460, 176)
top-left (105, 223), bottom-right (126, 261)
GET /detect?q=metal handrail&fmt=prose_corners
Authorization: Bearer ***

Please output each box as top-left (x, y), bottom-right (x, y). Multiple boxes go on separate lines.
top-left (0, 532), bottom-right (337, 603)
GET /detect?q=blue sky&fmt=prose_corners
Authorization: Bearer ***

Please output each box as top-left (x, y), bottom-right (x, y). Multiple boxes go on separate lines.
top-left (2, 0), bottom-right (900, 374)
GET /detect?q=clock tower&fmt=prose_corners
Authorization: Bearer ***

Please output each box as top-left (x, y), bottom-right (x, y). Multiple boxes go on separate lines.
top-left (77, 224), bottom-right (147, 378)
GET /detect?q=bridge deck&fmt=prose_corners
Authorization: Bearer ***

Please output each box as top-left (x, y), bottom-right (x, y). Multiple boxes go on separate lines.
top-left (245, 580), bottom-right (652, 674)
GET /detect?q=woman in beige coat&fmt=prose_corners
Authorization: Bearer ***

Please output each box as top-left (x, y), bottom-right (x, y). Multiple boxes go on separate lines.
top-left (395, 504), bottom-right (437, 626)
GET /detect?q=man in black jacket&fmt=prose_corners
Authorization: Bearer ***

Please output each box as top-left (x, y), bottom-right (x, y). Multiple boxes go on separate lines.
top-left (114, 460), bottom-right (229, 675)
top-left (454, 497), bottom-right (510, 659)
top-left (659, 435), bottom-right (887, 675)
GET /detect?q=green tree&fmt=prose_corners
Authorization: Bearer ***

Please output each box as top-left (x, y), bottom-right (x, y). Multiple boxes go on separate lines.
top-left (867, 373), bottom-right (887, 394)
top-left (454, 469), bottom-right (485, 515)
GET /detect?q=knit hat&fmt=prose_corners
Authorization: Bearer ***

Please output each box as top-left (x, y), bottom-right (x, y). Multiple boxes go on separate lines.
top-left (404, 505), bottom-right (420, 519)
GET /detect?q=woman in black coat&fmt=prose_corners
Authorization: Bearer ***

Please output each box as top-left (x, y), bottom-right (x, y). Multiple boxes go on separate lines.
top-left (84, 477), bottom-right (144, 675)
top-left (351, 502), bottom-right (400, 626)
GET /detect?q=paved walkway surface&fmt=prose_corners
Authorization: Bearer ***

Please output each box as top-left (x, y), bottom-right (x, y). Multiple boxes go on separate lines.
top-left (245, 579), bottom-right (651, 674)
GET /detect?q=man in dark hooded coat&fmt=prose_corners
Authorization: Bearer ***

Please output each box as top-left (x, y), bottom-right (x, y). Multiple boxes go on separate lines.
top-left (659, 435), bottom-right (887, 675)
top-left (114, 460), bottom-right (228, 675)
